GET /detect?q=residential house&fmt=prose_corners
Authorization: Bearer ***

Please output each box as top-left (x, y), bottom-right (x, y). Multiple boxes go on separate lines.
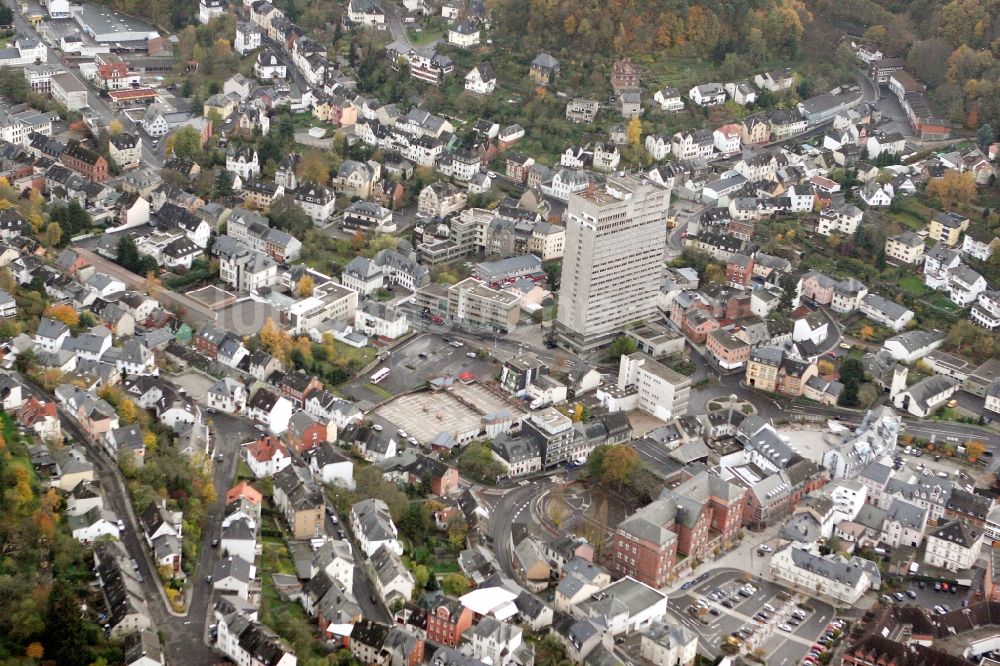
top-left (860, 294), bottom-right (914, 331)
top-left (725, 80), bottom-right (757, 106)
top-left (529, 53), bottom-right (559, 85)
top-left (962, 228), bottom-right (998, 261)
top-left (769, 546), bottom-right (878, 604)
top-left (688, 83), bottom-right (726, 107)
top-left (830, 278), bottom-right (868, 314)
top-left (352, 498), bottom-right (402, 556)
top-left (640, 623), bottom-right (697, 666)
top-left (207, 377), bottom-right (248, 414)
top-left (307, 442), bottom-right (354, 488)
top-left (892, 374), bottom-right (958, 417)
top-left (426, 597), bottom-right (474, 646)
top-left (465, 63), bottom-right (496, 95)
top-left (244, 434), bottom-right (292, 478)
top-left (272, 463), bottom-right (325, 538)
top-left (566, 98), bottom-right (599, 124)
top-left (885, 231), bottom-right (925, 265)
top-left (924, 520), bottom-right (983, 572)
top-left (928, 211), bottom-right (969, 247)
top-left (755, 68), bottom-right (794, 92)
top-left (948, 265), bottom-right (987, 307)
top-left (284, 411), bottom-right (331, 455)
top-left (369, 544), bottom-right (414, 605)
top-left (653, 87), bottom-right (684, 112)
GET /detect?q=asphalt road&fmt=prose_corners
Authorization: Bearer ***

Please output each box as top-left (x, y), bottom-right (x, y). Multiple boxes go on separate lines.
top-left (322, 503), bottom-right (392, 623)
top-left (17, 373), bottom-right (221, 664)
top-left (377, 0), bottom-right (439, 54)
top-left (484, 479), bottom-right (554, 578)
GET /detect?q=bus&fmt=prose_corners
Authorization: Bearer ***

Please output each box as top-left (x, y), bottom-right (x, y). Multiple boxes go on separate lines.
top-left (370, 367), bottom-right (391, 384)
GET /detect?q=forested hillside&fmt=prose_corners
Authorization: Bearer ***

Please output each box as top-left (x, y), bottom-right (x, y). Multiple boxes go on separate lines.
top-left (812, 0), bottom-right (1000, 136)
top-left (490, 0), bottom-right (808, 62)
top-left (0, 416), bottom-right (122, 665)
top-left (487, 0), bottom-right (832, 92)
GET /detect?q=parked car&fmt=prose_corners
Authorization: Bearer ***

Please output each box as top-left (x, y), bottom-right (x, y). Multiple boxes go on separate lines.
top-left (778, 624), bottom-right (793, 632)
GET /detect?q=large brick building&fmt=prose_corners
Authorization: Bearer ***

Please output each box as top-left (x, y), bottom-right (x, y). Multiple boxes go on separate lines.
top-left (610, 465), bottom-right (747, 587)
top-left (425, 598), bottom-right (473, 647)
top-left (61, 142), bottom-right (109, 182)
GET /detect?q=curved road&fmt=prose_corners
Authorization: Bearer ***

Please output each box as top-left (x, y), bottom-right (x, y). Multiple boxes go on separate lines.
top-left (484, 478), bottom-right (555, 578)
top-left (378, 0), bottom-right (440, 54)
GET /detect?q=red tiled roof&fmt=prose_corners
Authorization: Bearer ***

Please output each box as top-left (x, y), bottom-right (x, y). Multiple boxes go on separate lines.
top-left (246, 435), bottom-right (288, 463)
top-left (226, 480), bottom-right (263, 505)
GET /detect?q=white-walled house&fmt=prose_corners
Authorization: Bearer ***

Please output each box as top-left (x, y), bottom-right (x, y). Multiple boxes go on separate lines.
top-left (351, 499), bottom-right (402, 556)
top-left (924, 520), bottom-right (983, 572)
top-left (947, 265), bottom-right (987, 307)
top-left (245, 388), bottom-right (293, 435)
top-left (860, 294), bottom-right (914, 331)
top-left (882, 330), bottom-right (944, 363)
top-left (308, 442), bottom-right (355, 489)
top-left (688, 83), bottom-right (726, 106)
top-left (207, 377), bottom-right (248, 414)
top-left (769, 546), bottom-right (878, 604)
top-left (892, 374), bottom-right (958, 418)
top-left (465, 63), bottom-right (496, 95)
top-left (244, 435), bottom-right (292, 478)
top-left (653, 87), bottom-right (684, 112)
top-left (644, 134), bottom-right (671, 161)
top-left (217, 613), bottom-right (296, 666)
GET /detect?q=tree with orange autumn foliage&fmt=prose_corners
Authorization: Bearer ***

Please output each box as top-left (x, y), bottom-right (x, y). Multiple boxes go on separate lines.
top-left (25, 642), bottom-right (44, 659)
top-left (43, 304), bottom-right (80, 328)
top-left (926, 171), bottom-right (977, 208)
top-left (8, 465), bottom-right (33, 511)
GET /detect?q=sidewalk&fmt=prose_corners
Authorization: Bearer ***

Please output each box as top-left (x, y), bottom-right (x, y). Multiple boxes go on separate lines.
top-left (663, 522), bottom-right (784, 595)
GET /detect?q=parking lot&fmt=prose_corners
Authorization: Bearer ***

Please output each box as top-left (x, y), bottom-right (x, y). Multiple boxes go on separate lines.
top-left (885, 580), bottom-right (970, 614)
top-left (167, 369), bottom-right (215, 404)
top-left (374, 391), bottom-right (482, 445)
top-left (669, 570), bottom-right (837, 666)
top-left (343, 333), bottom-right (500, 406)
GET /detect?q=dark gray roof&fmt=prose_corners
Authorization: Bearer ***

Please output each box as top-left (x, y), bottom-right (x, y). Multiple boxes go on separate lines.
top-left (905, 375), bottom-right (958, 411)
top-left (885, 498), bottom-right (927, 530)
top-left (885, 330), bottom-right (945, 353)
top-left (789, 547), bottom-right (869, 586)
top-left (930, 519), bottom-right (980, 548)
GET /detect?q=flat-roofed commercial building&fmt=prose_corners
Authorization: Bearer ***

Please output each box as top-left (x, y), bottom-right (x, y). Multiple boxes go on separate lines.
top-left (447, 277), bottom-right (520, 333)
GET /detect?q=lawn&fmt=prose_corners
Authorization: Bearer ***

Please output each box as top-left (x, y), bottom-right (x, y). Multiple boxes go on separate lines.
top-left (407, 26), bottom-right (445, 45)
top-left (926, 293), bottom-right (960, 311)
top-left (899, 276), bottom-right (929, 296)
top-left (331, 339), bottom-right (376, 366)
top-left (2, 413), bottom-right (37, 489)
top-left (886, 198), bottom-right (936, 231)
